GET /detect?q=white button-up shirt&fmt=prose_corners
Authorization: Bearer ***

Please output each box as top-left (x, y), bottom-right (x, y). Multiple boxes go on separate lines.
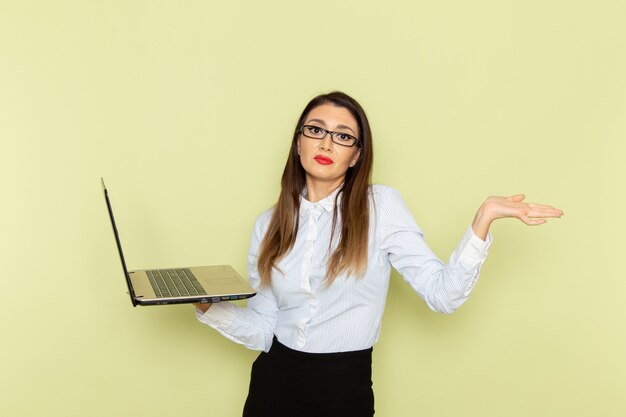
top-left (196, 185), bottom-right (491, 353)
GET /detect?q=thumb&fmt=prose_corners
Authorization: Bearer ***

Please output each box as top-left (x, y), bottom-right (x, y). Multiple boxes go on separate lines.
top-left (507, 194), bottom-right (525, 202)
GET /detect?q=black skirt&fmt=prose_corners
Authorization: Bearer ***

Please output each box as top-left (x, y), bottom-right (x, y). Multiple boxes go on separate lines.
top-left (243, 337), bottom-right (375, 417)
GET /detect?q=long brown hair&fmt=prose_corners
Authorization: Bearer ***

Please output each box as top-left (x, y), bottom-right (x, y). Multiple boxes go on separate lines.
top-left (257, 91), bottom-right (374, 286)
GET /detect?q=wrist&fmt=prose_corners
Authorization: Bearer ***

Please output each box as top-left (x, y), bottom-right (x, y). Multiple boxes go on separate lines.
top-left (194, 303), bottom-right (212, 313)
top-left (472, 203), bottom-right (495, 241)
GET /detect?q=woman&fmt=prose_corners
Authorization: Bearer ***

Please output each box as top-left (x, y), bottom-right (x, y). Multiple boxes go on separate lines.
top-left (194, 91), bottom-right (563, 417)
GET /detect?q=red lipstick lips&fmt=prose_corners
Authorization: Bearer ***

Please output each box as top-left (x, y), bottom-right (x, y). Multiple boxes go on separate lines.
top-left (314, 155), bottom-right (334, 165)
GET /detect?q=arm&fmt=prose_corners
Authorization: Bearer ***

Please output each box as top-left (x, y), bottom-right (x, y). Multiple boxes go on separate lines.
top-left (193, 212), bottom-right (278, 352)
top-left (380, 188), bottom-right (562, 313)
top-left (379, 187), bottom-right (491, 313)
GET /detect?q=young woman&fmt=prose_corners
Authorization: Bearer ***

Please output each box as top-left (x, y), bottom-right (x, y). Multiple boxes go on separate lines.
top-left (194, 91), bottom-right (563, 417)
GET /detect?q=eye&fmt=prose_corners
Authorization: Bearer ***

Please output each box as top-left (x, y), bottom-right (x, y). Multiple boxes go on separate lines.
top-left (336, 133), bottom-right (353, 141)
top-left (304, 126), bottom-right (325, 137)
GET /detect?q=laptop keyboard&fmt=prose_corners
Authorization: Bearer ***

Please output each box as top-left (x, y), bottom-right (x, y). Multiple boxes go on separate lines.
top-left (146, 268), bottom-right (207, 298)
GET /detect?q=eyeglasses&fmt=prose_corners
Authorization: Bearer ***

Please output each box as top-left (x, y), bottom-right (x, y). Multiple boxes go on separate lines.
top-left (300, 125), bottom-right (360, 148)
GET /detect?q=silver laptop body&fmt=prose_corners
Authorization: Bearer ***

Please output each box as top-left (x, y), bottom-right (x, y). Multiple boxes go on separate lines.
top-left (102, 178), bottom-right (256, 306)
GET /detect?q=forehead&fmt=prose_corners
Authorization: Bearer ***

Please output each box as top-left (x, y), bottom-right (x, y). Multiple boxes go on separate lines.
top-left (305, 104), bottom-right (358, 132)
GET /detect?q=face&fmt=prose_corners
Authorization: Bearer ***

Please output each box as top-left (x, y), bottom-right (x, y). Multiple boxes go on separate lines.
top-left (297, 103), bottom-right (361, 189)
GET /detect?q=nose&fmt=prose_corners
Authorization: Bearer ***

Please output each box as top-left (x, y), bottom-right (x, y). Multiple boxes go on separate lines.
top-left (320, 132), bottom-right (333, 150)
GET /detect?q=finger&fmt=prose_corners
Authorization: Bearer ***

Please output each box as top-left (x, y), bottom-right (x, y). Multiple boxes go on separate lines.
top-left (527, 208), bottom-right (564, 218)
top-left (520, 215), bottom-right (548, 226)
top-left (528, 203), bottom-right (564, 215)
top-left (507, 194), bottom-right (526, 203)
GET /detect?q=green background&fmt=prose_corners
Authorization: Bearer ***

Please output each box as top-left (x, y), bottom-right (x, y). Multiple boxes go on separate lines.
top-left (1, 1), bottom-right (624, 416)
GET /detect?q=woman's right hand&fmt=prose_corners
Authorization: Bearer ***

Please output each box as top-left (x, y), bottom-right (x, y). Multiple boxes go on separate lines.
top-left (193, 303), bottom-right (212, 313)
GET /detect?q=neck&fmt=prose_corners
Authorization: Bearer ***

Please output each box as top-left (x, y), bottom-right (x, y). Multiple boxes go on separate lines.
top-left (305, 177), bottom-right (344, 203)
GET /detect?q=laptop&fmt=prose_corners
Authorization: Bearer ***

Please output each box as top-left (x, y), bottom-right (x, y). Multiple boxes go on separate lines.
top-left (102, 178), bottom-right (256, 306)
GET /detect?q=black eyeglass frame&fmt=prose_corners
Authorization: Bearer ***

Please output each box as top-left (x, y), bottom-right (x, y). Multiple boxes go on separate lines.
top-left (299, 125), bottom-right (361, 148)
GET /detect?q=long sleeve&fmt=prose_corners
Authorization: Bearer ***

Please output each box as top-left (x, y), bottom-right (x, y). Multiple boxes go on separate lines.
top-left (195, 212), bottom-right (278, 352)
top-left (195, 185), bottom-right (492, 353)
top-left (378, 187), bottom-right (491, 313)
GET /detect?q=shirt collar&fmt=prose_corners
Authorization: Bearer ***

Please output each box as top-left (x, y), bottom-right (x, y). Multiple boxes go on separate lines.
top-left (299, 186), bottom-right (342, 218)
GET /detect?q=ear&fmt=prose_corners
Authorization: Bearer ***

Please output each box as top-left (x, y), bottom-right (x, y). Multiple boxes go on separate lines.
top-left (297, 137), bottom-right (301, 155)
top-left (349, 149), bottom-right (361, 167)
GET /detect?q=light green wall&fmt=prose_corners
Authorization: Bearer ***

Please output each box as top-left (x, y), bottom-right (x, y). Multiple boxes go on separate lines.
top-left (1, 1), bottom-right (624, 416)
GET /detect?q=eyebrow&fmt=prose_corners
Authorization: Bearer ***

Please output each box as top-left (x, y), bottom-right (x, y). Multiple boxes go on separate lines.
top-left (305, 118), bottom-right (357, 135)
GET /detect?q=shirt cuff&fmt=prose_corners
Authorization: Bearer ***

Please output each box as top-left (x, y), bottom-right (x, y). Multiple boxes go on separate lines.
top-left (195, 302), bottom-right (237, 330)
top-left (458, 225), bottom-right (492, 265)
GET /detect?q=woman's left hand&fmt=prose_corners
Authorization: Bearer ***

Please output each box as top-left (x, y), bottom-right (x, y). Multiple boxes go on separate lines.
top-left (471, 194), bottom-right (564, 240)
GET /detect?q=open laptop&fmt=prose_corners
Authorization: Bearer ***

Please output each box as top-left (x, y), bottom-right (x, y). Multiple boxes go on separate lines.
top-left (102, 178), bottom-right (256, 306)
